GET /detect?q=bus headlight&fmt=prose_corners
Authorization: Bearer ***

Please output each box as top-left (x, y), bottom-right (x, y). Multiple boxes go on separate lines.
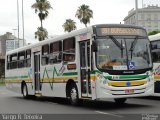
top-left (103, 79), bottom-right (108, 84)
top-left (146, 71), bottom-right (154, 82)
top-left (146, 71), bottom-right (154, 77)
top-left (97, 74), bottom-right (108, 85)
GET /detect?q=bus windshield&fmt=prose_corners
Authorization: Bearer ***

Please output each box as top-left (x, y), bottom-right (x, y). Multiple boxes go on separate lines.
top-left (96, 36), bottom-right (152, 71)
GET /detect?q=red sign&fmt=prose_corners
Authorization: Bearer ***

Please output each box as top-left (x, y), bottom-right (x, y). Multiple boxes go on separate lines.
top-left (79, 33), bottom-right (88, 41)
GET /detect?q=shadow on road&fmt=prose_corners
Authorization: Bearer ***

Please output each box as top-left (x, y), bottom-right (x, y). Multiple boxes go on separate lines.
top-left (12, 96), bottom-right (153, 111)
top-left (138, 96), bottom-right (160, 101)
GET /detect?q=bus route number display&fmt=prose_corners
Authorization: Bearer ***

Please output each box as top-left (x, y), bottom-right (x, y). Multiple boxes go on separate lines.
top-left (97, 27), bottom-right (145, 36)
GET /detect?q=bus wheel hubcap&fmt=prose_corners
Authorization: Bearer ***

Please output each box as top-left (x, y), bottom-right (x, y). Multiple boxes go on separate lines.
top-left (71, 88), bottom-right (77, 102)
top-left (23, 86), bottom-right (27, 96)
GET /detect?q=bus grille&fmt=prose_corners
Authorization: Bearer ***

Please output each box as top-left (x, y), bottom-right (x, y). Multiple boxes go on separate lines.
top-left (108, 79), bottom-right (147, 87)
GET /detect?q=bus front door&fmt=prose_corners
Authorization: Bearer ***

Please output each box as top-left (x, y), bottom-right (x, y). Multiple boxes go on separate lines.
top-left (34, 52), bottom-right (41, 96)
top-left (80, 41), bottom-right (91, 98)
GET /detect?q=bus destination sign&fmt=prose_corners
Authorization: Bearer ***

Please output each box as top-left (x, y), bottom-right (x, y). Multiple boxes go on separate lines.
top-left (97, 27), bottom-right (146, 36)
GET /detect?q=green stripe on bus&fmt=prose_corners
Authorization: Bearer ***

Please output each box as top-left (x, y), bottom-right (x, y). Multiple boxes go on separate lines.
top-left (63, 72), bottom-right (78, 76)
top-left (104, 75), bottom-right (149, 80)
top-left (6, 75), bottom-right (29, 79)
top-left (90, 70), bottom-right (102, 74)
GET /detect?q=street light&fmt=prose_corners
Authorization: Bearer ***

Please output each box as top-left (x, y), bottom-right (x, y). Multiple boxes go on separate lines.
top-left (135, 0), bottom-right (138, 25)
top-left (22, 0), bottom-right (25, 46)
top-left (17, 0), bottom-right (20, 48)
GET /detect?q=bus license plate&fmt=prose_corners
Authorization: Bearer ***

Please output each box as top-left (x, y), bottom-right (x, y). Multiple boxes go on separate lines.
top-left (125, 89), bottom-right (134, 94)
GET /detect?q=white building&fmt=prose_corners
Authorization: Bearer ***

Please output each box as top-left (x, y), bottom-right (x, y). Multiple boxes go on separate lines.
top-left (0, 32), bottom-right (26, 58)
top-left (124, 5), bottom-right (160, 33)
top-left (0, 32), bottom-right (26, 78)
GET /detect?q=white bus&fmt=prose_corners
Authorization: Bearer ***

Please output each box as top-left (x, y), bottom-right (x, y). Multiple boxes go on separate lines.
top-left (5, 24), bottom-right (154, 105)
top-left (149, 33), bottom-right (160, 96)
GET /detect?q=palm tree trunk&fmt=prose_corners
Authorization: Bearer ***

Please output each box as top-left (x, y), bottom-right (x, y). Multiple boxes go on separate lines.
top-left (85, 24), bottom-right (87, 27)
top-left (40, 19), bottom-right (43, 28)
top-left (40, 11), bottom-right (43, 28)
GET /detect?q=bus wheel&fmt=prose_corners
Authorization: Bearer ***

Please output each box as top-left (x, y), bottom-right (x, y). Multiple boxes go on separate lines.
top-left (22, 83), bottom-right (28, 98)
top-left (114, 98), bottom-right (127, 104)
top-left (69, 83), bottom-right (79, 105)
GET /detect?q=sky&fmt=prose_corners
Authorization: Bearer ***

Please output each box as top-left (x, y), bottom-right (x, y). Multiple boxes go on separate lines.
top-left (0, 0), bottom-right (159, 44)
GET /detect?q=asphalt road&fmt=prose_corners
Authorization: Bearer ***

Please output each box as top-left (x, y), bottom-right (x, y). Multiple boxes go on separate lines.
top-left (0, 85), bottom-right (160, 120)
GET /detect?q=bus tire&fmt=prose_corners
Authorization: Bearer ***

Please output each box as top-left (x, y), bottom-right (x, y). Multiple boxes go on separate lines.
top-left (22, 83), bottom-right (29, 98)
top-left (114, 98), bottom-right (127, 104)
top-left (68, 83), bottom-right (79, 105)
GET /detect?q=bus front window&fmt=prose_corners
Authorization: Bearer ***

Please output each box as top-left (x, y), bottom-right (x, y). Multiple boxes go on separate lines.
top-left (96, 36), bottom-right (152, 71)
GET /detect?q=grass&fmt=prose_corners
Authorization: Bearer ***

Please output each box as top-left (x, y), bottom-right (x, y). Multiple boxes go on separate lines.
top-left (0, 79), bottom-right (5, 85)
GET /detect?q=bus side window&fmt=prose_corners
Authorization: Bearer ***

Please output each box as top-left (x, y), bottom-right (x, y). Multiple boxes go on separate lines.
top-left (152, 52), bottom-right (160, 62)
top-left (63, 37), bottom-right (75, 62)
top-left (18, 51), bottom-right (25, 68)
top-left (26, 49), bottom-right (31, 67)
top-left (42, 44), bottom-right (49, 65)
top-left (50, 41), bottom-right (62, 64)
top-left (10, 53), bottom-right (18, 69)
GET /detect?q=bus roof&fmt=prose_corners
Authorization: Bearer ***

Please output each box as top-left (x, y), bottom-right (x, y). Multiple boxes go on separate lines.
top-left (6, 26), bottom-right (92, 55)
top-left (6, 24), bottom-right (146, 55)
top-left (149, 33), bottom-right (160, 42)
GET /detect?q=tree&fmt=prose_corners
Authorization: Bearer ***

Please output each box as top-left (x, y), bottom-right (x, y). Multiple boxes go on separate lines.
top-left (148, 30), bottom-right (160, 36)
top-left (35, 27), bottom-right (48, 41)
top-left (62, 19), bottom-right (77, 32)
top-left (31, 0), bottom-right (52, 40)
top-left (75, 4), bottom-right (93, 27)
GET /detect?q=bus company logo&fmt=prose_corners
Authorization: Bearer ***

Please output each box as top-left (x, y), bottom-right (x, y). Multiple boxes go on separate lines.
top-left (126, 81), bottom-right (131, 87)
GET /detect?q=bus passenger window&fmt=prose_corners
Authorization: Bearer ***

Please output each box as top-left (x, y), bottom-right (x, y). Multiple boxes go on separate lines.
top-left (26, 49), bottom-right (31, 67)
top-left (10, 53), bottom-right (18, 69)
top-left (152, 52), bottom-right (160, 62)
top-left (42, 44), bottom-right (49, 65)
top-left (63, 37), bottom-right (75, 62)
top-left (50, 41), bottom-right (62, 64)
top-left (18, 51), bottom-right (25, 68)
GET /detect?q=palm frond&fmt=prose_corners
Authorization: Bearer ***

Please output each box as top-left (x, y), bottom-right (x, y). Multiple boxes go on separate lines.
top-left (75, 4), bottom-right (93, 27)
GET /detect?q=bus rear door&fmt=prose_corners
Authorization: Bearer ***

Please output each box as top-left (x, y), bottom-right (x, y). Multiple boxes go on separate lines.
top-left (79, 40), bottom-right (92, 98)
top-left (33, 51), bottom-right (41, 96)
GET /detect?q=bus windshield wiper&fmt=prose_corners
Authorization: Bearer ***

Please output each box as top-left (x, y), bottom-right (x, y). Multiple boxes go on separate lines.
top-left (129, 36), bottom-right (138, 59)
top-left (109, 36), bottom-right (124, 50)
top-left (109, 36), bottom-right (124, 58)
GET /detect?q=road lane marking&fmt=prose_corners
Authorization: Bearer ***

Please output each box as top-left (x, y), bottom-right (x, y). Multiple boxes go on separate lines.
top-left (95, 111), bottom-right (123, 118)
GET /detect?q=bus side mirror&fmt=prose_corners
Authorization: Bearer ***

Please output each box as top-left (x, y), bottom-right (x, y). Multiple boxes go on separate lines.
top-left (92, 41), bottom-right (98, 52)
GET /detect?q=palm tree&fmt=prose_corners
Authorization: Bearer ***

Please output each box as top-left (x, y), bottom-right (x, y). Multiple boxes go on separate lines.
top-left (75, 4), bottom-right (93, 27)
top-left (35, 27), bottom-right (48, 41)
top-left (31, 0), bottom-right (52, 40)
top-left (62, 19), bottom-right (77, 32)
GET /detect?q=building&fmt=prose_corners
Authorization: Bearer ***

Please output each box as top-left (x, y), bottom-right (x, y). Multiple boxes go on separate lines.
top-left (124, 5), bottom-right (160, 33)
top-left (0, 32), bottom-right (26, 78)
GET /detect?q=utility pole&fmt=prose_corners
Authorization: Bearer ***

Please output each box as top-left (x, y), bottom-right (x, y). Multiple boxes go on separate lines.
top-left (135, 0), bottom-right (138, 25)
top-left (17, 0), bottom-right (20, 48)
top-left (12, 29), bottom-right (17, 49)
top-left (22, 0), bottom-right (25, 46)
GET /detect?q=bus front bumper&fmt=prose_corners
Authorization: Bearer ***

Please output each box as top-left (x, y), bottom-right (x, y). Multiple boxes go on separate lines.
top-left (96, 81), bottom-right (154, 100)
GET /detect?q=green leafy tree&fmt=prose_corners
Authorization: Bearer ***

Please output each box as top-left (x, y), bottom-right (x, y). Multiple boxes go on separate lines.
top-left (35, 27), bottom-right (48, 41)
top-left (31, 0), bottom-right (52, 40)
top-left (148, 30), bottom-right (160, 36)
top-left (75, 4), bottom-right (93, 27)
top-left (62, 19), bottom-right (77, 32)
